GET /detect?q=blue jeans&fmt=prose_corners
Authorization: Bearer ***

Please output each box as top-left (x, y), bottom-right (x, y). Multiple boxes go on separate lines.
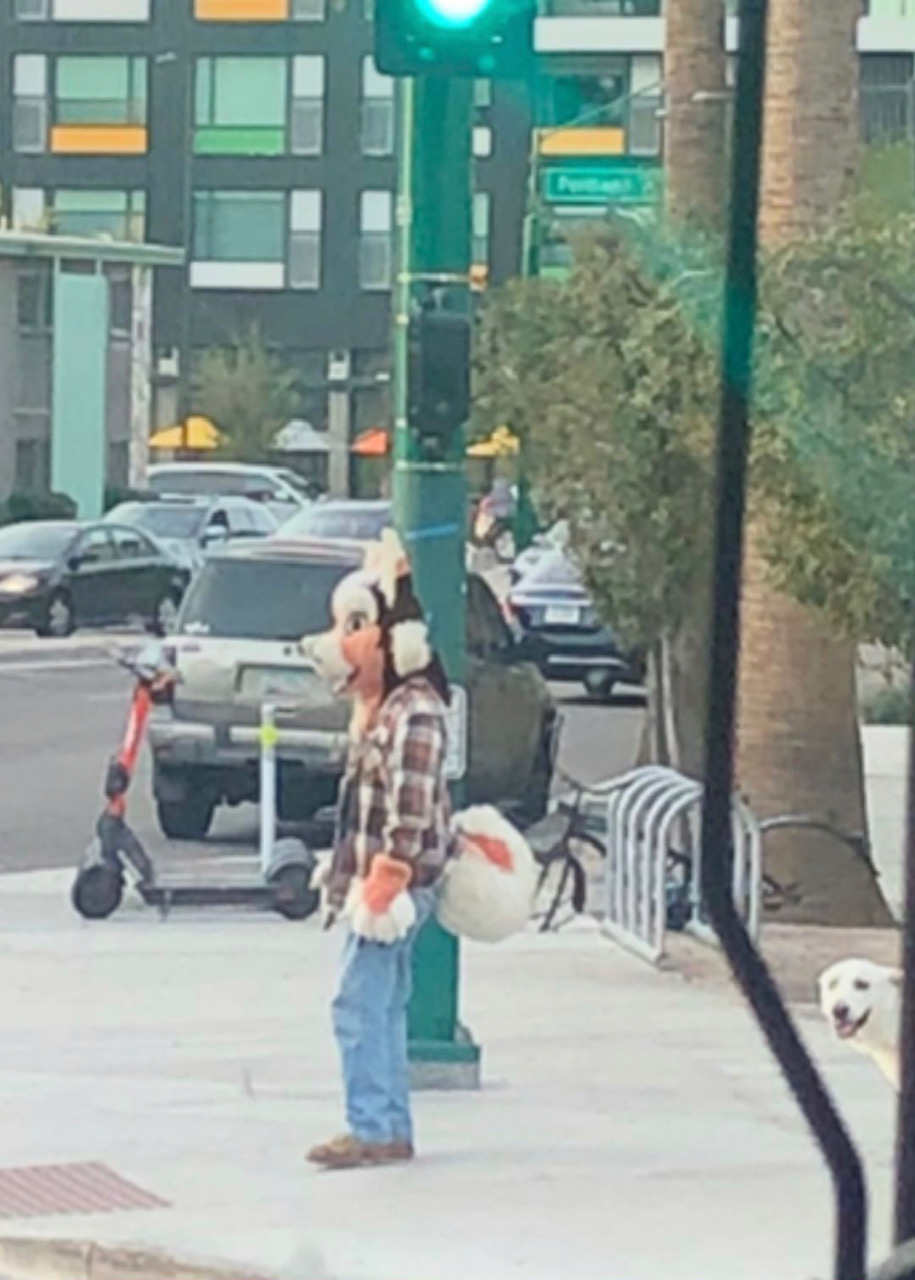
top-left (332, 889), bottom-right (435, 1146)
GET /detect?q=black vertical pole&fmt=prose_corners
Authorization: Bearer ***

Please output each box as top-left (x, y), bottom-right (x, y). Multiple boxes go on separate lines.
top-left (894, 656), bottom-right (915, 1243)
top-left (698, 0), bottom-right (867, 1277)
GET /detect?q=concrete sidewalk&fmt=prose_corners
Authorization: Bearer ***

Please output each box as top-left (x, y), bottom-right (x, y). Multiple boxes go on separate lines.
top-left (0, 868), bottom-right (899, 1280)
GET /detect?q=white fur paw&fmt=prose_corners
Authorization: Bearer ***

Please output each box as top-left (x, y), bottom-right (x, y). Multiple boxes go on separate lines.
top-left (350, 891), bottom-right (416, 944)
top-left (310, 851), bottom-right (332, 891)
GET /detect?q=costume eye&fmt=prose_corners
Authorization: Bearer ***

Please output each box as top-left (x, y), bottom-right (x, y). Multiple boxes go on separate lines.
top-left (345, 612), bottom-right (370, 634)
top-left (853, 979), bottom-right (870, 992)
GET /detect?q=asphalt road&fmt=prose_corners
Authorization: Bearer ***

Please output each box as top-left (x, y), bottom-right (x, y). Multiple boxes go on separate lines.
top-left (0, 637), bottom-right (644, 875)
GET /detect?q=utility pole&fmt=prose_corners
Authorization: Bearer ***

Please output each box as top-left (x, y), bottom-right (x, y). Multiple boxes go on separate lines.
top-left (379, 0), bottom-right (534, 1089)
top-left (393, 75), bottom-right (480, 1087)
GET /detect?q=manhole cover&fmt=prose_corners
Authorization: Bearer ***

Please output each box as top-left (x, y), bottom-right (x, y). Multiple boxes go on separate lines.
top-left (0, 1162), bottom-right (168, 1219)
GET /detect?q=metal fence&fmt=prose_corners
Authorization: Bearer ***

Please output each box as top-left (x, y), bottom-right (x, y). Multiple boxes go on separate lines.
top-left (601, 765), bottom-right (762, 964)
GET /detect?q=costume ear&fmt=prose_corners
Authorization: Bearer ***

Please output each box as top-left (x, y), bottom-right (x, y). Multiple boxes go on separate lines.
top-left (390, 619), bottom-right (432, 677)
top-left (364, 527), bottom-right (409, 608)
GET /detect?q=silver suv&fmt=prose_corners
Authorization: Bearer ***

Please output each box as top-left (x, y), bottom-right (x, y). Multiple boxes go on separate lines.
top-left (149, 539), bottom-right (556, 840)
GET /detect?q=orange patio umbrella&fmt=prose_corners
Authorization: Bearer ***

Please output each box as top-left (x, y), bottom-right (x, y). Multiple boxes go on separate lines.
top-left (352, 427), bottom-right (390, 457)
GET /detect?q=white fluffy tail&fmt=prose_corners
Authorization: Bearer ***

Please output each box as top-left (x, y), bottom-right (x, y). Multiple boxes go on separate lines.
top-left (435, 805), bottom-right (538, 944)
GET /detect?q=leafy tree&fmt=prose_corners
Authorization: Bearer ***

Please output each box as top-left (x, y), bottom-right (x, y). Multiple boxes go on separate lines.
top-left (475, 203), bottom-right (915, 922)
top-left (192, 326), bottom-right (301, 463)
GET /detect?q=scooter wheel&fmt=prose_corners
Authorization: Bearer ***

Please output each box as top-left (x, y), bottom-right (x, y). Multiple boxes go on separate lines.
top-left (71, 865), bottom-right (124, 920)
top-left (269, 863), bottom-right (319, 921)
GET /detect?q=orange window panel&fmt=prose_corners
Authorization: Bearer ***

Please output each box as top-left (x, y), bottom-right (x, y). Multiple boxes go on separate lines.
top-left (538, 127), bottom-right (626, 157)
top-left (195, 0), bottom-right (289, 18)
top-left (51, 125), bottom-right (148, 154)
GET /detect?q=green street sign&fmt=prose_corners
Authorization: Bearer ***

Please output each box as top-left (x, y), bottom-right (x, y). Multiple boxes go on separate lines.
top-left (542, 165), bottom-right (661, 207)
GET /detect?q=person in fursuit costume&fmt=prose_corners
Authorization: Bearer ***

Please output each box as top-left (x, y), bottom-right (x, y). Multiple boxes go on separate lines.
top-left (302, 529), bottom-right (537, 1170)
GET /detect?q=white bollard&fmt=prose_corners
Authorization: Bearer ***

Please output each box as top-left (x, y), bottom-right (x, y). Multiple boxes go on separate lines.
top-left (259, 703), bottom-right (278, 879)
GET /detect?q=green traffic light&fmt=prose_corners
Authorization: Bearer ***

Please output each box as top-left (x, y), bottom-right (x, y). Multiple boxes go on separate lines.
top-left (416, 0), bottom-right (493, 29)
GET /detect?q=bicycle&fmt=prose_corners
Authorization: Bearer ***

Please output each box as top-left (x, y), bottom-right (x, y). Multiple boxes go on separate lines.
top-left (522, 771), bottom-right (608, 932)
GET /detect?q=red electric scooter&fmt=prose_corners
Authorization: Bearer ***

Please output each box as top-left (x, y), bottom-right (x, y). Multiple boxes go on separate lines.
top-left (71, 642), bottom-right (318, 922)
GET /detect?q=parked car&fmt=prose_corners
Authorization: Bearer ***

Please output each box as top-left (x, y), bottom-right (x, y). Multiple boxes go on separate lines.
top-left (149, 538), bottom-right (556, 840)
top-left (279, 499), bottom-right (391, 543)
top-left (147, 463), bottom-right (317, 525)
top-left (105, 495), bottom-right (278, 574)
top-left (506, 548), bottom-right (644, 701)
top-left (0, 519), bottom-right (189, 638)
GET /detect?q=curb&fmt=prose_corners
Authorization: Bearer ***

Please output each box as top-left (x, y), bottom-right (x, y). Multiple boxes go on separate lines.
top-left (0, 1237), bottom-right (277, 1280)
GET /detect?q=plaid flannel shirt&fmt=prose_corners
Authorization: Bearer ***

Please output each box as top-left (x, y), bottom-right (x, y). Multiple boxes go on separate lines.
top-left (328, 676), bottom-right (451, 910)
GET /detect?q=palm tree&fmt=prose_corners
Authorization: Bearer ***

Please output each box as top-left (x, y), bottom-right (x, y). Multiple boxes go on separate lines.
top-left (736, 0), bottom-right (891, 924)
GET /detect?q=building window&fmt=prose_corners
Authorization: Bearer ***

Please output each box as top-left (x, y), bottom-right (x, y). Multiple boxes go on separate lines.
top-left (191, 190), bottom-right (319, 290)
top-left (194, 190), bottom-right (286, 262)
top-left (19, 0), bottom-right (150, 16)
top-left (359, 191), bottom-right (393, 290)
top-left (292, 0), bottom-right (326, 18)
top-left (291, 56), bottom-right (325, 156)
top-left (13, 55), bottom-right (48, 153)
top-left (108, 442), bottom-right (131, 489)
top-left (289, 191), bottom-right (322, 290)
top-left (55, 56), bottom-right (147, 125)
top-left (14, 439), bottom-right (50, 493)
top-left (361, 57), bottom-right (394, 156)
top-left (15, 0), bottom-right (49, 21)
top-left (51, 190), bottom-right (146, 241)
top-left (546, 65), bottom-right (627, 128)
top-left (473, 191), bottom-right (490, 267)
top-left (474, 78), bottom-right (492, 110)
top-left (195, 57), bottom-right (288, 156)
top-left (107, 267), bottom-right (133, 336)
top-left (16, 270), bottom-right (53, 332)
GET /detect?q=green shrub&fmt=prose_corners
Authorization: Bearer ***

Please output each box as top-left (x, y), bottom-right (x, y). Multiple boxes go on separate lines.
top-left (861, 684), bottom-right (910, 726)
top-left (0, 490), bottom-right (77, 525)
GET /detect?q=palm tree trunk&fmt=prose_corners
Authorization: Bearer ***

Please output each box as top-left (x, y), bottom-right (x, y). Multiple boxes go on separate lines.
top-left (736, 0), bottom-right (890, 925)
top-left (664, 0), bottom-right (728, 226)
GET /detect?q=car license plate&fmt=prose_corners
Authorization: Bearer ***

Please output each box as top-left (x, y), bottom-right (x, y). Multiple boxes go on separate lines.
top-left (544, 605), bottom-right (581, 625)
top-left (239, 665), bottom-right (323, 702)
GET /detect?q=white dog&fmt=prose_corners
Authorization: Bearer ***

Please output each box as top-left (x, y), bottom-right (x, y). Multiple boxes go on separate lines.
top-left (818, 958), bottom-right (902, 1089)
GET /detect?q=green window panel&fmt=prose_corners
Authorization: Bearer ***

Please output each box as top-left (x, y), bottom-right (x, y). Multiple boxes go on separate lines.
top-left (55, 55), bottom-right (147, 125)
top-left (194, 125), bottom-right (286, 156)
top-left (193, 190), bottom-right (286, 262)
top-left (52, 188), bottom-right (146, 241)
top-left (195, 57), bottom-right (286, 128)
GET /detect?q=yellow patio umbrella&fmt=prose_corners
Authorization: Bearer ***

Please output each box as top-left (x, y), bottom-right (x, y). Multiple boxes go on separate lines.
top-left (466, 426), bottom-right (520, 458)
top-left (149, 416), bottom-right (224, 452)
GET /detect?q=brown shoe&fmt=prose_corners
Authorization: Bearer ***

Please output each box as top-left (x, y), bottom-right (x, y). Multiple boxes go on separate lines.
top-left (383, 1140), bottom-right (415, 1161)
top-left (306, 1134), bottom-right (392, 1170)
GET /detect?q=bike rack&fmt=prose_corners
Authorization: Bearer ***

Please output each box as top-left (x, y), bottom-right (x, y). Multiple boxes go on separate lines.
top-left (601, 765), bottom-right (761, 964)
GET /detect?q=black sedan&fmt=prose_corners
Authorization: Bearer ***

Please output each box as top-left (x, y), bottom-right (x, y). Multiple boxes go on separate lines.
top-left (0, 520), bottom-right (190, 638)
top-left (506, 549), bottom-right (644, 701)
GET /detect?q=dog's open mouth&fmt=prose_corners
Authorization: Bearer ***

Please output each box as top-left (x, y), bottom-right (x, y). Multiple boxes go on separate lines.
top-left (834, 1009), bottom-right (870, 1040)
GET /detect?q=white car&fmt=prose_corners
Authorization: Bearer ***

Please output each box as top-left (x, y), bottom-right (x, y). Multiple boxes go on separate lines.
top-left (147, 462), bottom-right (316, 526)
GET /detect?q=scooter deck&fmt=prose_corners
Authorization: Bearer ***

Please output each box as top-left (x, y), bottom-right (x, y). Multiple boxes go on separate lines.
top-left (139, 882), bottom-right (279, 911)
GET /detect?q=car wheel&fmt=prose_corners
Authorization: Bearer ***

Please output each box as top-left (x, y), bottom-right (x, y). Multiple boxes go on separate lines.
top-left (269, 857), bottom-right (320, 921)
top-left (156, 794), bottom-right (215, 841)
top-left (584, 671), bottom-right (615, 703)
top-left (36, 590), bottom-right (75, 639)
top-left (150, 591), bottom-right (180, 637)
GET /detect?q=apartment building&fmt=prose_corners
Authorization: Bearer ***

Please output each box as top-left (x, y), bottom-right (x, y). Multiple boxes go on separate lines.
top-left (0, 0), bottom-right (531, 461)
top-left (526, 0), bottom-right (915, 272)
top-left (0, 0), bottom-right (911, 488)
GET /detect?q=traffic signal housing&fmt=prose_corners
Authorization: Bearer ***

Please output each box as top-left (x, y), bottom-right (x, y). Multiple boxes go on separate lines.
top-left (374, 0), bottom-right (534, 78)
top-left (407, 305), bottom-right (472, 452)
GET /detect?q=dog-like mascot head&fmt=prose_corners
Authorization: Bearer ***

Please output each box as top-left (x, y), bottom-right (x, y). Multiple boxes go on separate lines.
top-left (302, 528), bottom-right (449, 733)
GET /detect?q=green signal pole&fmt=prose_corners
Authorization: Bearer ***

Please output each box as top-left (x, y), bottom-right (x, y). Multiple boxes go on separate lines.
top-left (394, 74), bottom-right (481, 1089)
